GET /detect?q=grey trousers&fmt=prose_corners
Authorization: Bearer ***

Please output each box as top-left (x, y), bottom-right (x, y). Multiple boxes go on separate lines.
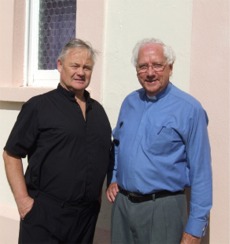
top-left (111, 192), bottom-right (187, 244)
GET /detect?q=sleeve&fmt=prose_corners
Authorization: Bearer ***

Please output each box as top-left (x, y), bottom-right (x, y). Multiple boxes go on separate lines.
top-left (106, 126), bottom-right (120, 185)
top-left (4, 99), bottom-right (40, 158)
top-left (185, 106), bottom-right (212, 237)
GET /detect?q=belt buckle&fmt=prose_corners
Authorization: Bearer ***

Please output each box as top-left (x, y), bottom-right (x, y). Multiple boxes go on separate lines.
top-left (128, 193), bottom-right (138, 203)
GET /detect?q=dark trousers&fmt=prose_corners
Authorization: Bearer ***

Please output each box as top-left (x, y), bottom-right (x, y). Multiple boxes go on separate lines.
top-left (111, 192), bottom-right (187, 244)
top-left (19, 192), bottom-right (100, 244)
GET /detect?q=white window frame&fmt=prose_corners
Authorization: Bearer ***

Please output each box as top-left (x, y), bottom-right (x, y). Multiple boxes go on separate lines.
top-left (25, 0), bottom-right (62, 88)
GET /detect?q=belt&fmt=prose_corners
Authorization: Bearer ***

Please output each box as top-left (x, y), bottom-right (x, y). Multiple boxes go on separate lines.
top-left (118, 187), bottom-right (184, 203)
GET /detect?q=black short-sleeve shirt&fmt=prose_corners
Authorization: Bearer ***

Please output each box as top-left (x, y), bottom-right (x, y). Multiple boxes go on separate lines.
top-left (4, 84), bottom-right (112, 202)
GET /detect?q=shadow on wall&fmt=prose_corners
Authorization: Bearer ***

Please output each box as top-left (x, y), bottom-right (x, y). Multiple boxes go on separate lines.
top-left (94, 228), bottom-right (110, 244)
top-left (0, 102), bottom-right (23, 111)
top-left (94, 182), bottom-right (111, 244)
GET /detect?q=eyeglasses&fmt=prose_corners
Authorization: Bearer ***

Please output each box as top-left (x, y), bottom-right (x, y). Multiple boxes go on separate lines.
top-left (137, 63), bottom-right (166, 74)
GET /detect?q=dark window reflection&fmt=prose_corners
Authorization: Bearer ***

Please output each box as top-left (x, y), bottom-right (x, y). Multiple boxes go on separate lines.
top-left (38, 0), bottom-right (76, 70)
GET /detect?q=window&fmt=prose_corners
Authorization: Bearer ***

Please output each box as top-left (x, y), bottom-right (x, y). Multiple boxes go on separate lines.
top-left (26, 0), bottom-right (76, 87)
top-left (0, 0), bottom-right (104, 102)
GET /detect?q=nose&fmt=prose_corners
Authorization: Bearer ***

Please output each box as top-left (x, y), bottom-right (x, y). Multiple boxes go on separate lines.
top-left (146, 66), bottom-right (156, 77)
top-left (76, 67), bottom-right (84, 76)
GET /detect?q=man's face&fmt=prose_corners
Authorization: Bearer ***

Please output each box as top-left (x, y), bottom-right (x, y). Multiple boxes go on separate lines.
top-left (136, 43), bottom-right (173, 97)
top-left (57, 47), bottom-right (94, 94)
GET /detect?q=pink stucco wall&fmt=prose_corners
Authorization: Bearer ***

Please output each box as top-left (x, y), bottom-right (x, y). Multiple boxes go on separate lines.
top-left (190, 1), bottom-right (229, 243)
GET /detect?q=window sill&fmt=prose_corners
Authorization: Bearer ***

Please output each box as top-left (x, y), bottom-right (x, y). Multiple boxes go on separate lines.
top-left (0, 86), bottom-right (53, 102)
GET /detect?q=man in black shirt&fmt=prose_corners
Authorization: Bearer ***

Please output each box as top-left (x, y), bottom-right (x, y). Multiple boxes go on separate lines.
top-left (3, 39), bottom-right (112, 243)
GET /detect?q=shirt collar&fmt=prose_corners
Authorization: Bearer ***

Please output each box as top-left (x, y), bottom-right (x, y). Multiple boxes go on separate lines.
top-left (144, 82), bottom-right (172, 102)
top-left (57, 83), bottom-right (91, 104)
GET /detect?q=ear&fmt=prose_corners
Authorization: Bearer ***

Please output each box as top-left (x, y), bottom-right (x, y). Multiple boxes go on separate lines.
top-left (169, 64), bottom-right (173, 76)
top-left (136, 66), bottom-right (139, 76)
top-left (57, 59), bottom-right (63, 73)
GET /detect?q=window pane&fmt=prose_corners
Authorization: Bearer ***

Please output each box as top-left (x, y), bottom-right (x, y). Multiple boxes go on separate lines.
top-left (38, 0), bottom-right (76, 70)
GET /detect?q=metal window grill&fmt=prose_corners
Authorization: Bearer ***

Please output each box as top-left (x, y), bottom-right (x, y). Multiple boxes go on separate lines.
top-left (38, 0), bottom-right (76, 70)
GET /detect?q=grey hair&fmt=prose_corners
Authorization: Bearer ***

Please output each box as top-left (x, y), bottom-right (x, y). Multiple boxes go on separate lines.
top-left (58, 38), bottom-right (98, 64)
top-left (131, 38), bottom-right (176, 66)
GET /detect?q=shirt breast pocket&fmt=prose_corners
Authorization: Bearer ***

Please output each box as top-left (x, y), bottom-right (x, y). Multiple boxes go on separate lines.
top-left (145, 126), bottom-right (184, 155)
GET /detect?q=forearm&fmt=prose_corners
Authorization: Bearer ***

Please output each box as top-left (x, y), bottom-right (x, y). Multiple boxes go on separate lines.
top-left (3, 150), bottom-right (33, 218)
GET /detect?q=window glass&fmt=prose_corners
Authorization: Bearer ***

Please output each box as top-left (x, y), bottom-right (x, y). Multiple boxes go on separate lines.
top-left (38, 0), bottom-right (76, 70)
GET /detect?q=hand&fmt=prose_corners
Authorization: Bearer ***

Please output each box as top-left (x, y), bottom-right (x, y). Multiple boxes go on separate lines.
top-left (106, 182), bottom-right (119, 203)
top-left (180, 232), bottom-right (201, 244)
top-left (16, 195), bottom-right (34, 220)
top-left (3, 151), bottom-right (34, 220)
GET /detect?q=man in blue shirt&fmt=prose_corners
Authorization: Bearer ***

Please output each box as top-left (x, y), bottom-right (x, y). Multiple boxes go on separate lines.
top-left (106, 38), bottom-right (212, 244)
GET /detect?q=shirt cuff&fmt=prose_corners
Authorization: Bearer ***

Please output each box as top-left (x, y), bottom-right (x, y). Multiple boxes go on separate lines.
top-left (110, 174), bottom-right (117, 183)
top-left (185, 217), bottom-right (208, 237)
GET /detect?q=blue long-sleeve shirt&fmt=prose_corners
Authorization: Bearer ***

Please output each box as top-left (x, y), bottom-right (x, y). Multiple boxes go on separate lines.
top-left (111, 82), bottom-right (212, 237)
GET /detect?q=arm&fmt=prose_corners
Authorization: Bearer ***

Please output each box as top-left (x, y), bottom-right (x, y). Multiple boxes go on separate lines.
top-left (184, 107), bottom-right (212, 238)
top-left (3, 150), bottom-right (34, 219)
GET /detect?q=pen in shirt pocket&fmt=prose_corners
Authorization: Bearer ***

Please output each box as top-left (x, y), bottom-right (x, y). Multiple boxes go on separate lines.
top-left (157, 126), bottom-right (166, 135)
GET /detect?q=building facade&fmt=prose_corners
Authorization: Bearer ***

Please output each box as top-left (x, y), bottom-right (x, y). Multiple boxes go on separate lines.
top-left (0, 0), bottom-right (229, 243)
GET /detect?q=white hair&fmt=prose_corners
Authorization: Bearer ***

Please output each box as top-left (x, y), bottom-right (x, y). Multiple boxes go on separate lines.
top-left (131, 38), bottom-right (176, 66)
